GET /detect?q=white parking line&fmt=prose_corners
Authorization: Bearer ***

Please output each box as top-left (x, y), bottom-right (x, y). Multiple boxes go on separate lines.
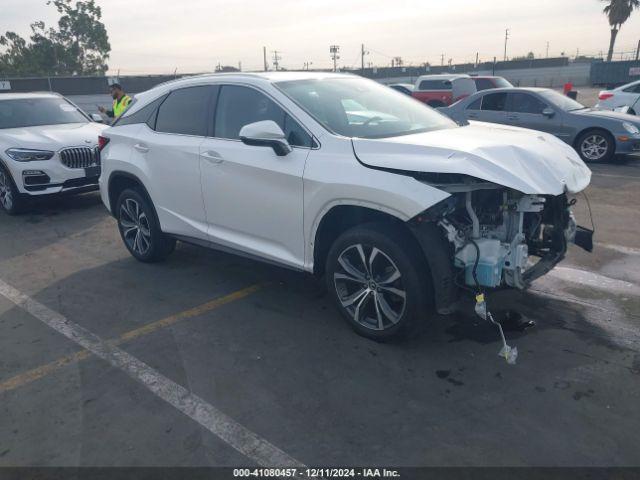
top-left (0, 278), bottom-right (303, 468)
top-left (547, 266), bottom-right (640, 296)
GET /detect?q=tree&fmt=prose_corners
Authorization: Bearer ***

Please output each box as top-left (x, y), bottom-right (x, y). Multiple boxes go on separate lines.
top-left (0, 0), bottom-right (110, 76)
top-left (602, 0), bottom-right (639, 62)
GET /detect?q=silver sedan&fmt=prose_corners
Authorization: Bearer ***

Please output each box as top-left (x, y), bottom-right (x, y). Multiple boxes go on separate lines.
top-left (442, 87), bottom-right (640, 162)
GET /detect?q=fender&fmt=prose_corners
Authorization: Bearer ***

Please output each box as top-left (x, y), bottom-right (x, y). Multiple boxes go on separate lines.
top-left (303, 164), bottom-right (451, 271)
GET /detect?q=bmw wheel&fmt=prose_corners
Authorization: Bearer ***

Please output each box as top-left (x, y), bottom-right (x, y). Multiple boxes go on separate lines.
top-left (116, 188), bottom-right (176, 262)
top-left (0, 164), bottom-right (24, 215)
top-left (326, 223), bottom-right (430, 341)
top-left (576, 129), bottom-right (615, 163)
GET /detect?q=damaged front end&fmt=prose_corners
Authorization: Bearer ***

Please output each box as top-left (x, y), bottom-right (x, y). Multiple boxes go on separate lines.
top-left (410, 174), bottom-right (593, 307)
top-left (409, 174), bottom-right (593, 364)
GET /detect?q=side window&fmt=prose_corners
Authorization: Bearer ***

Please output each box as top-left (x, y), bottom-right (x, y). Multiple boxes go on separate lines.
top-left (474, 78), bottom-right (494, 91)
top-left (623, 83), bottom-right (640, 93)
top-left (214, 85), bottom-right (313, 148)
top-left (114, 94), bottom-right (167, 128)
top-left (508, 93), bottom-right (547, 114)
top-left (467, 97), bottom-right (482, 110)
top-left (418, 80), bottom-right (452, 91)
top-left (155, 86), bottom-right (212, 136)
top-left (481, 93), bottom-right (507, 111)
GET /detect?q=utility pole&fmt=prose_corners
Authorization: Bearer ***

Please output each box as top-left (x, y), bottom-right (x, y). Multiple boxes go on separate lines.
top-left (330, 45), bottom-right (340, 72)
top-left (303, 61), bottom-right (313, 70)
top-left (475, 52), bottom-right (479, 68)
top-left (272, 50), bottom-right (282, 71)
top-left (263, 46), bottom-right (268, 71)
top-left (360, 44), bottom-right (369, 73)
top-left (238, 61), bottom-right (242, 72)
top-left (504, 28), bottom-right (510, 61)
top-left (546, 41), bottom-right (549, 58)
top-left (440, 53), bottom-right (445, 66)
top-left (636, 39), bottom-right (640, 61)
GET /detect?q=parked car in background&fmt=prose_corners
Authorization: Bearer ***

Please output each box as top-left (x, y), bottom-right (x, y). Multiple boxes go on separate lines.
top-left (614, 96), bottom-right (639, 116)
top-left (412, 74), bottom-right (512, 107)
top-left (388, 83), bottom-right (414, 95)
top-left (443, 87), bottom-right (640, 163)
top-left (596, 80), bottom-right (640, 111)
top-left (0, 92), bottom-right (107, 214)
top-left (99, 72), bottom-right (592, 341)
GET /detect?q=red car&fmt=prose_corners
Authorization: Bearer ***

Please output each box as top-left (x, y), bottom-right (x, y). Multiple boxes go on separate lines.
top-left (412, 74), bottom-right (512, 107)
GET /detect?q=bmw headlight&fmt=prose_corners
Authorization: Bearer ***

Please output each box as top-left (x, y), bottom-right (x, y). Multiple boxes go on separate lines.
top-left (622, 122), bottom-right (640, 135)
top-left (5, 148), bottom-right (55, 162)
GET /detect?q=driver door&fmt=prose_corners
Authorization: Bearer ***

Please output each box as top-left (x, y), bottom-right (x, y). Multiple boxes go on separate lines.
top-left (199, 84), bottom-right (313, 269)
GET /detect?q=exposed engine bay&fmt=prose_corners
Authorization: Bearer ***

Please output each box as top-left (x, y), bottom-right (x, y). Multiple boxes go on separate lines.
top-left (410, 177), bottom-right (594, 364)
top-left (417, 177), bottom-right (592, 293)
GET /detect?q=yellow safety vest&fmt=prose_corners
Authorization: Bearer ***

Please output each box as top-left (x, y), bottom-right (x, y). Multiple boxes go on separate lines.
top-left (113, 95), bottom-right (132, 118)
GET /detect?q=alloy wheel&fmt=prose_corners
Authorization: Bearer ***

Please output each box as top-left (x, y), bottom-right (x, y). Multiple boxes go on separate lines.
top-left (119, 198), bottom-right (152, 255)
top-left (333, 243), bottom-right (407, 331)
top-left (0, 170), bottom-right (13, 211)
top-left (580, 134), bottom-right (608, 161)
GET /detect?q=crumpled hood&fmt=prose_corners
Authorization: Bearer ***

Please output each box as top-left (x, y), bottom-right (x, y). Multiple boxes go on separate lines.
top-left (0, 123), bottom-right (107, 150)
top-left (352, 122), bottom-right (591, 195)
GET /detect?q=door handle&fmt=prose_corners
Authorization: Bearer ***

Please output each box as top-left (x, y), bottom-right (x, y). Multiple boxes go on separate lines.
top-left (133, 143), bottom-right (149, 153)
top-left (201, 150), bottom-right (224, 164)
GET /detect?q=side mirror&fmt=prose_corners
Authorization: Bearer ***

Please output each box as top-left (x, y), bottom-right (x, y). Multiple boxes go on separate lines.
top-left (91, 113), bottom-right (105, 123)
top-left (239, 120), bottom-right (292, 156)
top-left (542, 107), bottom-right (555, 118)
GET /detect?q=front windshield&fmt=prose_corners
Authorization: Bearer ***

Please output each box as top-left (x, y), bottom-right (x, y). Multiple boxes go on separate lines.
top-left (276, 77), bottom-right (456, 139)
top-left (0, 97), bottom-right (88, 129)
top-left (538, 90), bottom-right (586, 112)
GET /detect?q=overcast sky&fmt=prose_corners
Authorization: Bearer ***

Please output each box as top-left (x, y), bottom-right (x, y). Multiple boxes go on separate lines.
top-left (2, 0), bottom-right (640, 74)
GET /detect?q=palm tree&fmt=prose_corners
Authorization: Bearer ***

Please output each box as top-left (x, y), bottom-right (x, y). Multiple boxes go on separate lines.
top-left (602, 0), bottom-right (640, 61)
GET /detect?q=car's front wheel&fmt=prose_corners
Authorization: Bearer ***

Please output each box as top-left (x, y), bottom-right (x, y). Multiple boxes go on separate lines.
top-left (326, 223), bottom-right (430, 341)
top-left (576, 129), bottom-right (615, 163)
top-left (0, 164), bottom-right (24, 215)
top-left (116, 188), bottom-right (176, 262)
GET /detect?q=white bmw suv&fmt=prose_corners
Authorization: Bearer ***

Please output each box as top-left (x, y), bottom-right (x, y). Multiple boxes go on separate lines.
top-left (99, 72), bottom-right (593, 340)
top-left (0, 92), bottom-right (107, 214)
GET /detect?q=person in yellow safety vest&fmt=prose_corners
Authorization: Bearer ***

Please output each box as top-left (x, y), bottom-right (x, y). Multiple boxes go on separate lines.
top-left (98, 83), bottom-right (132, 120)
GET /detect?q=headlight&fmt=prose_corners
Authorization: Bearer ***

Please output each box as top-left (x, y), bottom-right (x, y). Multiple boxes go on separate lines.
top-left (622, 122), bottom-right (640, 135)
top-left (5, 148), bottom-right (55, 162)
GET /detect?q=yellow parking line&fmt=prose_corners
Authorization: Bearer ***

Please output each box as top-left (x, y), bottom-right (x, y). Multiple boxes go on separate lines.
top-left (0, 284), bottom-right (262, 394)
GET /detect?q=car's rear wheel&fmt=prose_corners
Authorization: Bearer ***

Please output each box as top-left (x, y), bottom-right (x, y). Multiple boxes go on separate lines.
top-left (576, 129), bottom-right (615, 163)
top-left (326, 223), bottom-right (430, 341)
top-left (116, 188), bottom-right (176, 262)
top-left (0, 164), bottom-right (24, 215)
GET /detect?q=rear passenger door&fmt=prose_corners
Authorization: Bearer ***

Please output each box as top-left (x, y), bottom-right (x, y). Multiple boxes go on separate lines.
top-left (199, 84), bottom-right (313, 269)
top-left (474, 92), bottom-right (508, 125)
top-left (135, 85), bottom-right (215, 240)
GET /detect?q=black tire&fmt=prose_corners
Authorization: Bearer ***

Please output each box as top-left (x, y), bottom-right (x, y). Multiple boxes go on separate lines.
top-left (427, 100), bottom-right (446, 108)
top-left (0, 163), bottom-right (25, 215)
top-left (116, 188), bottom-right (176, 263)
top-left (575, 129), bottom-right (615, 163)
top-left (325, 223), bottom-right (431, 342)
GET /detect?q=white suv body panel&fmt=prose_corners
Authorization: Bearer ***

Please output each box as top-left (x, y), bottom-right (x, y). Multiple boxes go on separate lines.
top-left (100, 72), bottom-right (591, 275)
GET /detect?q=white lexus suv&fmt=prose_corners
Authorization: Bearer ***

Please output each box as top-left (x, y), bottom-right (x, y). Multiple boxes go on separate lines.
top-left (99, 72), bottom-right (593, 341)
top-left (0, 92), bottom-right (107, 214)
